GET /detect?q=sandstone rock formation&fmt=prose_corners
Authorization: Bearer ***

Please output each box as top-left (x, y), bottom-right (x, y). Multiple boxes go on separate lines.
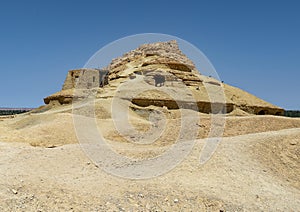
top-left (44, 40), bottom-right (284, 116)
top-left (44, 68), bottom-right (109, 105)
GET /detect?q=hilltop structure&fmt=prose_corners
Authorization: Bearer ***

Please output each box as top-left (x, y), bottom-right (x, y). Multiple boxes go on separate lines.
top-left (61, 69), bottom-right (109, 90)
top-left (44, 40), bottom-right (284, 116)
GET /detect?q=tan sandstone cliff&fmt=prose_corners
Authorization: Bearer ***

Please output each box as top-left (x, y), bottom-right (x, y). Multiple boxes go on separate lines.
top-left (44, 40), bottom-right (284, 116)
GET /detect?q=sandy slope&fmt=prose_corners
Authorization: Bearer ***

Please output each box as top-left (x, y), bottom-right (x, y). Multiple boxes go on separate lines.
top-left (0, 128), bottom-right (299, 211)
top-left (0, 107), bottom-right (300, 211)
top-left (1, 106), bottom-right (300, 147)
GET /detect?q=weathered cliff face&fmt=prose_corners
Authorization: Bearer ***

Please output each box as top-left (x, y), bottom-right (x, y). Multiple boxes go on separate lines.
top-left (107, 40), bottom-right (196, 71)
top-left (43, 40), bottom-right (284, 116)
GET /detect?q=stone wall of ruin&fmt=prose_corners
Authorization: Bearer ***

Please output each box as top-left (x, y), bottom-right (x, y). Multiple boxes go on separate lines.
top-left (62, 69), bottom-right (100, 90)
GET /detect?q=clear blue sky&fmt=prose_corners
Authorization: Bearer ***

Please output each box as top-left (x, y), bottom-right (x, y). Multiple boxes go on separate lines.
top-left (0, 0), bottom-right (299, 109)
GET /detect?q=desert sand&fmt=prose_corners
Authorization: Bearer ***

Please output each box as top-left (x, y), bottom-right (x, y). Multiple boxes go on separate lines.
top-left (0, 40), bottom-right (299, 211)
top-left (0, 107), bottom-right (300, 211)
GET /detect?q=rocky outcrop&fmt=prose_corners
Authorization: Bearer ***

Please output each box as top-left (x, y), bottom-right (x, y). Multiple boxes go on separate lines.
top-left (141, 57), bottom-right (192, 72)
top-left (44, 40), bottom-right (284, 116)
top-left (107, 40), bottom-right (196, 72)
top-left (131, 98), bottom-right (234, 114)
top-left (44, 89), bottom-right (75, 105)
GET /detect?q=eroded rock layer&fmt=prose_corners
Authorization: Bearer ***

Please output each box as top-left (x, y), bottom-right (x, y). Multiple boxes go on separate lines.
top-left (44, 40), bottom-right (284, 116)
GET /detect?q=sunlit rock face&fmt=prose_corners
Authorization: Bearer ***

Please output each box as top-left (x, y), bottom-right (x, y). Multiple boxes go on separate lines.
top-left (44, 40), bottom-right (284, 116)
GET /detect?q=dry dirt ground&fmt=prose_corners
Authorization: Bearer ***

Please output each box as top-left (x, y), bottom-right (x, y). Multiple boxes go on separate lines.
top-left (0, 106), bottom-right (300, 211)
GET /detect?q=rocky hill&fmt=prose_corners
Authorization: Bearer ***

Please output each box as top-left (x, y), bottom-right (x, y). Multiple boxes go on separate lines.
top-left (44, 40), bottom-right (283, 116)
top-left (0, 41), bottom-right (299, 211)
